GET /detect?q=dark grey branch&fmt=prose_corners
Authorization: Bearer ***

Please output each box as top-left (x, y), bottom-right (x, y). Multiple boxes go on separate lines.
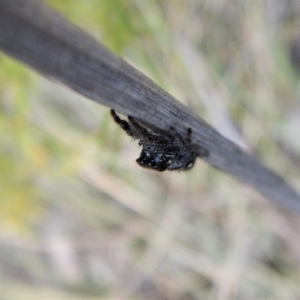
top-left (0, 0), bottom-right (299, 211)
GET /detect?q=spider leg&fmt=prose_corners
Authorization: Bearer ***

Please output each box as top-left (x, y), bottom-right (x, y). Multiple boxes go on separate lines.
top-left (186, 128), bottom-right (192, 143)
top-left (128, 116), bottom-right (152, 140)
top-left (111, 109), bottom-right (134, 137)
top-left (170, 127), bottom-right (188, 151)
top-left (185, 128), bottom-right (209, 157)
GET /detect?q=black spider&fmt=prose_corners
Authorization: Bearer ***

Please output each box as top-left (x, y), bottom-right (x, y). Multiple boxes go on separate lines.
top-left (111, 110), bottom-right (209, 172)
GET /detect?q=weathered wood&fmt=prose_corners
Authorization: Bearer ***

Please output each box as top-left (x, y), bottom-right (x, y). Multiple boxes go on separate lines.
top-left (0, 0), bottom-right (299, 211)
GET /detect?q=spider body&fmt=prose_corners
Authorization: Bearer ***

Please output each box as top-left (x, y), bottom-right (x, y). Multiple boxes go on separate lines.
top-left (111, 110), bottom-right (208, 171)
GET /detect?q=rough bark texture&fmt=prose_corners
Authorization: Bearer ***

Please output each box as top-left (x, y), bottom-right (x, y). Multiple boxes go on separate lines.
top-left (0, 0), bottom-right (299, 211)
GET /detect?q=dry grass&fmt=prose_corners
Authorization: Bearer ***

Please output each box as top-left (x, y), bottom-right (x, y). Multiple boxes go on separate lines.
top-left (0, 0), bottom-right (300, 299)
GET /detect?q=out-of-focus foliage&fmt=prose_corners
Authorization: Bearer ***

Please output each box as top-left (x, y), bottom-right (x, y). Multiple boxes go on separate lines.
top-left (1, 0), bottom-right (300, 299)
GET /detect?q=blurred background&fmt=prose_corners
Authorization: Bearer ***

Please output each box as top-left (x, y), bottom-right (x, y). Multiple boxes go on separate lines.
top-left (0, 0), bottom-right (300, 299)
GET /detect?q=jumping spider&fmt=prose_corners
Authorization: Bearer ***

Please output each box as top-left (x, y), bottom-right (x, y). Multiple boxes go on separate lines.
top-left (111, 109), bottom-right (209, 172)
